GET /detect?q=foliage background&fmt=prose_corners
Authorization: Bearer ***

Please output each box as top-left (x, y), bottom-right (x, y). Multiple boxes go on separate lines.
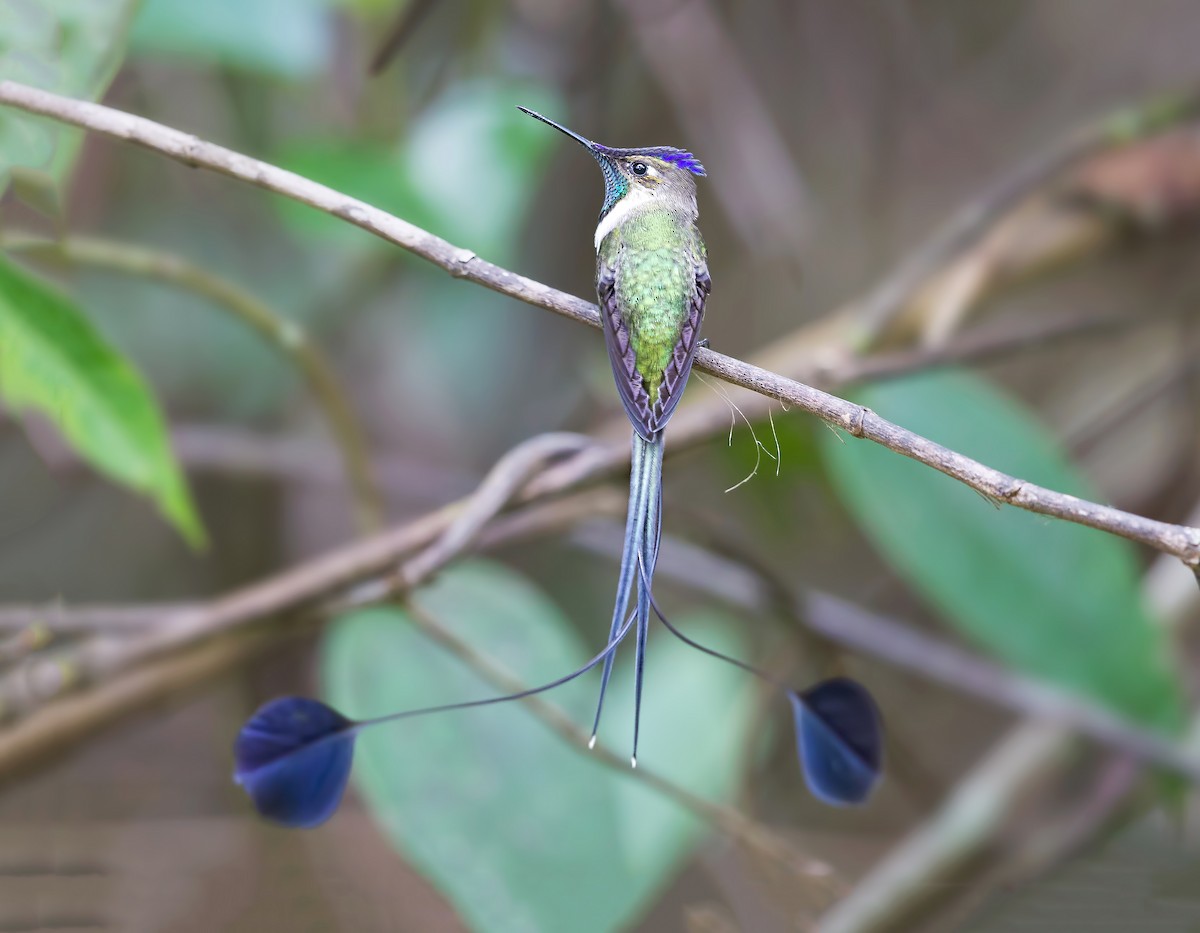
top-left (3, 1), bottom-right (1200, 930)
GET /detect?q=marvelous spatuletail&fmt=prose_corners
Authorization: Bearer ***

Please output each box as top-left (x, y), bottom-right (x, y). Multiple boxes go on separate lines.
top-left (232, 110), bottom-right (884, 829)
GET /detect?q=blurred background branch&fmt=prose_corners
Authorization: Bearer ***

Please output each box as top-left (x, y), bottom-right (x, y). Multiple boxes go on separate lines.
top-left (4, 4), bottom-right (1200, 930)
top-left (2, 80), bottom-right (1197, 565)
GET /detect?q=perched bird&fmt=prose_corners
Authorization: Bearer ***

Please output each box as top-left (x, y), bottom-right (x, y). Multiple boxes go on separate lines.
top-left (231, 110), bottom-right (883, 829)
top-left (516, 107), bottom-right (710, 767)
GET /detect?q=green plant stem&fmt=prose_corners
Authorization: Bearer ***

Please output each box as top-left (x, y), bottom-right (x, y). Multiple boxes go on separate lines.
top-left (0, 233), bottom-right (384, 532)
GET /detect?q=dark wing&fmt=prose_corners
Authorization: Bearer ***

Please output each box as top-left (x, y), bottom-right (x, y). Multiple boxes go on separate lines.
top-left (597, 255), bottom-right (711, 441)
top-left (649, 259), bottom-right (710, 433)
top-left (598, 259), bottom-right (658, 439)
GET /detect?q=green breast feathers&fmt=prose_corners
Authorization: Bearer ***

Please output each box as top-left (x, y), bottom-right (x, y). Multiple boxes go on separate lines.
top-left (597, 209), bottom-right (710, 439)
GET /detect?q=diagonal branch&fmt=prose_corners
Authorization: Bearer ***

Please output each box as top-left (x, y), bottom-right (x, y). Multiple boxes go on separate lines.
top-left (848, 88), bottom-right (1200, 346)
top-left (0, 464), bottom-right (837, 894)
top-left (573, 529), bottom-right (1200, 781)
top-left (399, 600), bottom-right (840, 894)
top-left (0, 79), bottom-right (1198, 567)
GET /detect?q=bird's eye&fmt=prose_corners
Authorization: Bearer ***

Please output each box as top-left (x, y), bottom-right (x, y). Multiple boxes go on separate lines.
top-left (632, 162), bottom-right (648, 176)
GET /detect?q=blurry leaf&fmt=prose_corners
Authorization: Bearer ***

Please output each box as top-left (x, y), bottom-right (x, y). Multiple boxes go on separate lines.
top-left (819, 370), bottom-right (1182, 730)
top-left (607, 609), bottom-right (759, 874)
top-left (401, 82), bottom-right (560, 261)
top-left (273, 141), bottom-right (431, 251)
top-left (130, 0), bottom-right (332, 78)
top-left (332, 0), bottom-right (396, 14)
top-left (0, 255), bottom-right (203, 545)
top-left (0, 0), bottom-right (137, 207)
top-left (276, 81), bottom-right (562, 262)
top-left (322, 561), bottom-right (756, 933)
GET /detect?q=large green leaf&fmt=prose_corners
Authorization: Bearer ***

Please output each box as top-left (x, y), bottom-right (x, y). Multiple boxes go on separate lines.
top-left (0, 255), bottom-right (203, 545)
top-left (0, 0), bottom-right (137, 207)
top-left (819, 370), bottom-right (1182, 731)
top-left (321, 561), bottom-right (757, 933)
top-left (130, 0), bottom-right (332, 78)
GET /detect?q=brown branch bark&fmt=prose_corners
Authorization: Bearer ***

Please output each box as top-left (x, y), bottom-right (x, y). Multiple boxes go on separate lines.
top-left (0, 476), bottom-right (838, 895)
top-left (2, 81), bottom-right (1194, 564)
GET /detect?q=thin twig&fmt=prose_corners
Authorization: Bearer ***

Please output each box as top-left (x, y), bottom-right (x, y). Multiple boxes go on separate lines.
top-left (369, 0), bottom-right (438, 75)
top-left (0, 626), bottom-right (286, 780)
top-left (849, 88), bottom-right (1200, 346)
top-left (0, 484), bottom-right (837, 896)
top-left (816, 721), bottom-right (1072, 933)
top-left (401, 600), bottom-right (840, 894)
top-left (394, 432), bottom-right (593, 587)
top-left (1, 233), bottom-right (385, 531)
top-left (0, 486), bottom-right (622, 725)
top-left (839, 312), bottom-right (1134, 383)
top-left (16, 518), bottom-right (1197, 782)
top-left (812, 500), bottom-right (1200, 933)
top-left (2, 81), bottom-right (1197, 564)
top-left (0, 483), bottom-right (621, 744)
top-left (705, 354), bottom-right (1200, 564)
top-left (0, 605), bottom-right (192, 634)
top-left (926, 754), bottom-right (1141, 933)
top-left (572, 528), bottom-right (1200, 781)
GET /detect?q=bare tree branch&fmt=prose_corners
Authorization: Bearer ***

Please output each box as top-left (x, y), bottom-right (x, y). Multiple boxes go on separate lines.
top-left (839, 311), bottom-right (1135, 382)
top-left (8, 512), bottom-right (1199, 785)
top-left (573, 527), bottom-right (1200, 781)
top-left (0, 604), bottom-right (189, 635)
top-left (0, 478), bottom-right (838, 894)
top-left (849, 88), bottom-right (1200, 345)
top-left (1, 80), bottom-right (1196, 566)
top-left (399, 601), bottom-right (840, 895)
top-left (0, 481), bottom-right (612, 725)
top-left (816, 721), bottom-right (1072, 933)
top-left (811, 496), bottom-right (1200, 933)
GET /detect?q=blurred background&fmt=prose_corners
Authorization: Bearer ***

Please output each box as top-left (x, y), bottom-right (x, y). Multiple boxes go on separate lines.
top-left (4, 0), bottom-right (1200, 930)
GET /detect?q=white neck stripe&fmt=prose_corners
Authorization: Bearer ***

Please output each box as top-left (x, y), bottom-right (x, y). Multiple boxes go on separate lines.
top-left (594, 186), bottom-right (656, 251)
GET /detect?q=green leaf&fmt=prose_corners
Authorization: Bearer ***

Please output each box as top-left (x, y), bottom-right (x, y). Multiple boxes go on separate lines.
top-left (130, 0), bottom-right (332, 78)
top-left (0, 255), bottom-right (204, 546)
top-left (272, 140), bottom-right (431, 252)
top-left (275, 80), bottom-right (563, 262)
top-left (0, 0), bottom-right (138, 206)
top-left (818, 370), bottom-right (1183, 731)
top-left (321, 560), bottom-right (757, 933)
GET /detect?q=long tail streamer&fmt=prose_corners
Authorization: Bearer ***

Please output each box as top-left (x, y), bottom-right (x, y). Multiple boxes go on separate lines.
top-left (233, 432), bottom-right (884, 829)
top-left (590, 431), bottom-right (664, 766)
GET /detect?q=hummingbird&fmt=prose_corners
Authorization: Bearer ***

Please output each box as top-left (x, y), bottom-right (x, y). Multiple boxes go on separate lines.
top-left (515, 107), bottom-right (710, 767)
top-left (229, 110), bottom-right (883, 829)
